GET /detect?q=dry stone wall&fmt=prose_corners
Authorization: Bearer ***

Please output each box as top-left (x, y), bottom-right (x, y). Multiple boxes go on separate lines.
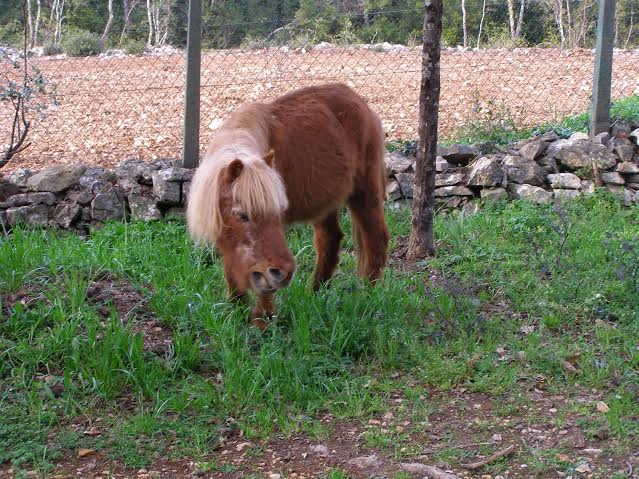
top-left (1, 123), bottom-right (638, 232)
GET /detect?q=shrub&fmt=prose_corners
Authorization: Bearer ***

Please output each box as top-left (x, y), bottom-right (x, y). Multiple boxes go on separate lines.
top-left (122, 39), bottom-right (146, 55)
top-left (63, 31), bottom-right (104, 57)
top-left (43, 43), bottom-right (63, 56)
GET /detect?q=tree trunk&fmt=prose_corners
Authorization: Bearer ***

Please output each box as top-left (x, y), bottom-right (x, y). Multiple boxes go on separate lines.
top-left (32, 0), bottom-right (41, 48)
top-left (461, 0), bottom-right (467, 47)
top-left (407, 0), bottom-right (443, 261)
top-left (102, 0), bottom-right (114, 42)
top-left (508, 0), bottom-right (516, 39)
top-left (53, 0), bottom-right (65, 46)
top-left (557, 0), bottom-right (565, 47)
top-left (27, 0), bottom-right (34, 49)
top-left (477, 0), bottom-right (487, 47)
top-left (624, 1), bottom-right (634, 48)
top-left (147, 0), bottom-right (154, 45)
top-left (515, 0), bottom-right (525, 38)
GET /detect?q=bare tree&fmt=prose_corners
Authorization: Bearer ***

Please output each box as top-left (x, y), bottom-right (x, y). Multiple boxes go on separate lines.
top-left (477, 0), bottom-right (487, 47)
top-left (461, 0), bottom-right (468, 47)
top-left (515, 0), bottom-right (525, 39)
top-left (507, 0), bottom-right (516, 39)
top-left (26, 0), bottom-right (34, 48)
top-left (147, 0), bottom-right (154, 45)
top-left (407, 0), bottom-right (443, 261)
top-left (50, 0), bottom-right (65, 46)
top-left (102, 0), bottom-right (114, 41)
top-left (147, 0), bottom-right (173, 46)
top-left (32, 0), bottom-right (41, 48)
top-left (120, 0), bottom-right (141, 41)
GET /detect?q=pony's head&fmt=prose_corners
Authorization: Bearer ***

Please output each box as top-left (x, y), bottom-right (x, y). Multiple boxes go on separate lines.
top-left (187, 149), bottom-right (296, 297)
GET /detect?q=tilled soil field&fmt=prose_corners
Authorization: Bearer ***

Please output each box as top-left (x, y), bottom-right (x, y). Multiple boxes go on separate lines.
top-left (2, 46), bottom-right (639, 172)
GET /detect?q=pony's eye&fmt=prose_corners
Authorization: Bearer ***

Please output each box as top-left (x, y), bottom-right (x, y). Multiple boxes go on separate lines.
top-left (236, 211), bottom-right (250, 223)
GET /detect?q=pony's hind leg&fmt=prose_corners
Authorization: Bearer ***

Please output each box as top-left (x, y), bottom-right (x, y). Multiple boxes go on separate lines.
top-left (312, 210), bottom-right (344, 291)
top-left (348, 192), bottom-right (389, 283)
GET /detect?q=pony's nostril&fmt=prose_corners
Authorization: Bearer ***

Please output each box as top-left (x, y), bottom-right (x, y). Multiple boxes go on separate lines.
top-left (268, 268), bottom-right (285, 283)
top-left (251, 271), bottom-right (264, 284)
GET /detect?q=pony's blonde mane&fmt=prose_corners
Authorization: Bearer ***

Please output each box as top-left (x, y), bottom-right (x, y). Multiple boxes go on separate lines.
top-left (186, 103), bottom-right (288, 244)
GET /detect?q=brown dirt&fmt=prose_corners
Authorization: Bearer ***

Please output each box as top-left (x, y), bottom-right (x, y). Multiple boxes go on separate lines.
top-left (2, 47), bottom-right (639, 173)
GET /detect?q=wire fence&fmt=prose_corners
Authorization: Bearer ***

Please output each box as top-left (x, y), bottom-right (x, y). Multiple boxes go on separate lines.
top-left (1, 2), bottom-right (639, 172)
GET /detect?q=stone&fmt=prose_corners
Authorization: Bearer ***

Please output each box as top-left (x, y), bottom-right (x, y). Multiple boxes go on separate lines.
top-left (81, 207), bottom-right (91, 222)
top-left (79, 176), bottom-right (110, 194)
top-left (502, 154), bottom-right (545, 186)
top-left (548, 173), bottom-right (582, 190)
top-left (554, 141), bottom-right (618, 170)
top-left (83, 166), bottom-right (116, 183)
top-left (616, 162), bottom-right (639, 174)
top-left (53, 203), bottom-right (82, 229)
top-left (546, 138), bottom-right (573, 158)
top-left (128, 195), bottom-right (162, 221)
top-left (26, 164), bottom-right (86, 193)
top-left (537, 130), bottom-right (560, 142)
top-left (611, 120), bottom-right (631, 138)
top-left (553, 189), bottom-right (581, 201)
top-left (91, 185), bottom-right (127, 222)
top-left (626, 174), bottom-right (639, 183)
top-left (519, 140), bottom-right (548, 161)
top-left (601, 172), bottom-right (625, 185)
top-left (467, 156), bottom-right (505, 187)
top-left (437, 144), bottom-right (480, 166)
top-left (507, 183), bottom-right (552, 204)
top-left (384, 152), bottom-right (414, 175)
top-left (164, 206), bottom-right (185, 219)
top-left (66, 189), bottom-right (95, 205)
top-left (116, 158), bottom-right (160, 185)
top-left (308, 445), bottom-right (330, 457)
top-left (569, 132), bottom-right (590, 142)
top-left (607, 185), bottom-right (634, 205)
top-left (5, 205), bottom-right (50, 227)
top-left (386, 179), bottom-right (402, 201)
top-left (435, 196), bottom-right (463, 208)
top-left (182, 181), bottom-right (191, 200)
top-left (435, 170), bottom-right (466, 187)
top-left (117, 177), bottom-right (143, 195)
top-left (7, 168), bottom-right (32, 187)
top-left (480, 187), bottom-right (508, 201)
top-left (633, 191), bottom-right (639, 203)
top-left (613, 141), bottom-right (635, 162)
top-left (434, 186), bottom-right (473, 197)
top-left (396, 172), bottom-right (415, 198)
top-left (152, 169), bottom-right (183, 205)
top-left (537, 155), bottom-right (559, 174)
top-left (0, 178), bottom-right (20, 202)
top-left (399, 463), bottom-right (460, 479)
top-left (436, 156), bottom-right (449, 173)
top-left (346, 454), bottom-right (383, 470)
top-left (581, 180), bottom-right (596, 195)
top-left (0, 192), bottom-right (56, 208)
top-left (592, 132), bottom-right (610, 144)
top-left (630, 128), bottom-right (639, 144)
top-left (627, 183), bottom-right (639, 190)
top-left (463, 201), bottom-right (480, 214)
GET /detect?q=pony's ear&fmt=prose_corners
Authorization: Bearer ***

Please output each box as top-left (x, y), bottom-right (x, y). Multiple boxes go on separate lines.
top-left (225, 159), bottom-right (244, 183)
top-left (263, 149), bottom-right (275, 168)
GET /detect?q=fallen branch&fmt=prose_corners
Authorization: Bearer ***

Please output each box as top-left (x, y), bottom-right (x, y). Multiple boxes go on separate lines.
top-left (399, 463), bottom-right (462, 479)
top-left (461, 444), bottom-right (516, 470)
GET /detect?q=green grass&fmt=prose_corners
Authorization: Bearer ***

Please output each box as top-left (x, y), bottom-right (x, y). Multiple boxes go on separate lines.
top-left (1, 193), bottom-right (638, 474)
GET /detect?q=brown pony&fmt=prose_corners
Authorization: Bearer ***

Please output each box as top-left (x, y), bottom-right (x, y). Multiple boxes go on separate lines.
top-left (186, 83), bottom-right (389, 327)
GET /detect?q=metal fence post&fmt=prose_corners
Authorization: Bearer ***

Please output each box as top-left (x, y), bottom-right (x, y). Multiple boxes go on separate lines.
top-left (182, 0), bottom-right (202, 168)
top-left (590, 0), bottom-right (616, 137)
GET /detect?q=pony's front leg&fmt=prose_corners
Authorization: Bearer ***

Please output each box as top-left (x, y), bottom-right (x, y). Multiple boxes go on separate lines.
top-left (251, 293), bottom-right (275, 330)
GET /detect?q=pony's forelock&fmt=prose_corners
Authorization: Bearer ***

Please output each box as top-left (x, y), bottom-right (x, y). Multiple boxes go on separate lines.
top-left (231, 160), bottom-right (288, 221)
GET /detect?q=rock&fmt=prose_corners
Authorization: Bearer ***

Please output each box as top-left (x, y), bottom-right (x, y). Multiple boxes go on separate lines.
top-left (386, 179), bottom-right (402, 201)
top-left (615, 145), bottom-right (635, 163)
top-left (399, 463), bottom-right (460, 479)
top-left (128, 195), bottom-right (162, 221)
top-left (601, 172), bottom-right (625, 185)
top-left (633, 191), bottom-right (639, 203)
top-left (435, 170), bottom-right (466, 187)
top-left (537, 155), bottom-right (559, 174)
top-left (115, 158), bottom-right (160, 185)
top-left (502, 154), bottom-right (545, 186)
top-left (519, 140), bottom-right (548, 161)
top-left (437, 144), bottom-right (480, 166)
top-left (308, 445), bottom-right (330, 457)
top-left (117, 177), bottom-right (144, 195)
top-left (1, 192), bottom-right (57, 208)
top-left (606, 185), bottom-right (634, 206)
top-left (507, 183), bottom-right (552, 204)
top-left (83, 166), bottom-right (117, 184)
top-left (480, 187), bottom-right (508, 201)
top-left (467, 156), bottom-right (505, 187)
top-left (5, 205), bottom-right (50, 227)
top-left (546, 138), bottom-right (573, 158)
top-left (152, 169), bottom-right (183, 205)
top-left (538, 130), bottom-right (560, 142)
top-left (435, 196), bottom-right (464, 208)
top-left (611, 120), bottom-right (631, 138)
top-left (548, 173), bottom-right (582, 190)
top-left (54, 203), bottom-right (82, 229)
top-left (77, 448), bottom-right (96, 458)
top-left (434, 186), bottom-right (473, 197)
top-left (396, 173), bottom-right (415, 198)
top-left (626, 174), bottom-right (639, 183)
top-left (462, 201), bottom-right (480, 214)
top-left (7, 168), bottom-right (32, 187)
top-left (553, 189), bottom-right (581, 201)
top-left (347, 454), bottom-right (383, 470)
top-left (436, 156), bottom-right (450, 173)
top-left (182, 181), bottom-right (191, 200)
top-left (26, 164), bottom-right (86, 193)
top-left (581, 180), bottom-right (596, 194)
top-left (66, 189), bottom-right (95, 205)
top-left (91, 185), bottom-right (127, 222)
top-left (164, 206), bottom-right (185, 219)
top-left (630, 128), bottom-right (639, 144)
top-left (384, 152), bottom-right (414, 175)
top-left (0, 179), bottom-right (21, 202)
top-left (592, 132), bottom-right (610, 144)
top-left (554, 141), bottom-right (618, 170)
top-left (616, 161), bottom-right (639, 174)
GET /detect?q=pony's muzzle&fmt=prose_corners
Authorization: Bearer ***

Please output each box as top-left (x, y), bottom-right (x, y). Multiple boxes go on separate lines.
top-left (250, 266), bottom-right (294, 294)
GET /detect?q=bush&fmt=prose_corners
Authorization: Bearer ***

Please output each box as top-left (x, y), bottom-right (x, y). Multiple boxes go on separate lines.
top-left (63, 31), bottom-right (104, 57)
top-left (43, 43), bottom-right (63, 56)
top-left (122, 39), bottom-right (146, 55)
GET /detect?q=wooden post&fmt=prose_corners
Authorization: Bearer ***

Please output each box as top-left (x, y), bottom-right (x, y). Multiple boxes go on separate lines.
top-left (407, 0), bottom-right (443, 260)
top-left (590, 0), bottom-right (616, 137)
top-left (182, 0), bottom-right (201, 168)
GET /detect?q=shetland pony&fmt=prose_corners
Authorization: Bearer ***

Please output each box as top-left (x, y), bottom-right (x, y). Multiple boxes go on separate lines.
top-left (186, 83), bottom-right (389, 328)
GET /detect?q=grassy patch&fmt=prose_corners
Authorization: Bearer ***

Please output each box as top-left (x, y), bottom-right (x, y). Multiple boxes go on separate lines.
top-left (1, 194), bottom-right (638, 474)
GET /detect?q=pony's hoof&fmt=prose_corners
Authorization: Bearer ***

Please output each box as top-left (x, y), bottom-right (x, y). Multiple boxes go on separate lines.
top-left (250, 318), bottom-right (269, 331)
